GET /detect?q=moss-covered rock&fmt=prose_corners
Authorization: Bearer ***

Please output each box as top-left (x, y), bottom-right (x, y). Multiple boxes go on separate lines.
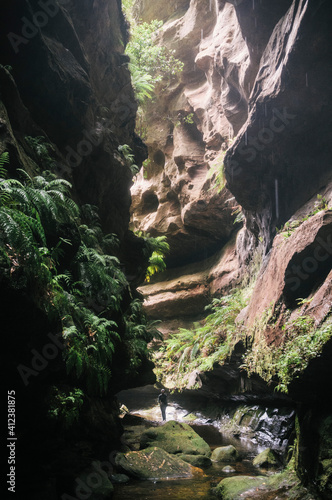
top-left (211, 475), bottom-right (265, 499)
top-left (178, 454), bottom-right (212, 467)
top-left (319, 458), bottom-right (332, 496)
top-left (212, 470), bottom-right (313, 499)
top-left (115, 446), bottom-right (202, 480)
top-left (253, 448), bottom-right (279, 468)
top-left (211, 445), bottom-right (238, 462)
top-left (140, 420), bottom-right (211, 456)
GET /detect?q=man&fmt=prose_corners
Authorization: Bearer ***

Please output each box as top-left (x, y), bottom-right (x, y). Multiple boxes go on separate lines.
top-left (158, 388), bottom-right (168, 421)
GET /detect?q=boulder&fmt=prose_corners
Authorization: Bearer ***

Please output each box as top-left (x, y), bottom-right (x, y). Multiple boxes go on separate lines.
top-left (140, 420), bottom-right (211, 456)
top-left (115, 447), bottom-right (201, 480)
top-left (178, 454), bottom-right (212, 467)
top-left (211, 475), bottom-right (266, 499)
top-left (212, 470), bottom-right (314, 499)
top-left (222, 466), bottom-right (236, 473)
top-left (110, 473), bottom-right (129, 484)
top-left (253, 448), bottom-right (279, 468)
top-left (211, 445), bottom-right (238, 462)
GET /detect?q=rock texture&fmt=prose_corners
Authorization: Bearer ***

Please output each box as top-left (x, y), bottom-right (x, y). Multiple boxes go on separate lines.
top-left (130, 1), bottom-right (332, 495)
top-left (132, 0), bottom-right (332, 395)
top-left (0, 0), bottom-right (147, 276)
top-left (140, 420), bottom-right (211, 456)
top-left (0, 1), bottom-right (150, 498)
top-left (115, 446), bottom-right (201, 479)
top-left (211, 445), bottom-right (238, 463)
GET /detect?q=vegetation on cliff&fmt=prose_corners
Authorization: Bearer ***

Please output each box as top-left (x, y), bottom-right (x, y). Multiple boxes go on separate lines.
top-left (0, 152), bottom-right (157, 424)
top-left (123, 2), bottom-right (183, 139)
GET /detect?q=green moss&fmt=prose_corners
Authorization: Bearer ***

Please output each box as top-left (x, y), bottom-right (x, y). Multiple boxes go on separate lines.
top-left (253, 448), bottom-right (279, 468)
top-left (319, 459), bottom-right (332, 490)
top-left (211, 445), bottom-right (238, 462)
top-left (212, 475), bottom-right (266, 499)
top-left (140, 420), bottom-right (211, 456)
top-left (243, 314), bottom-right (332, 393)
top-left (212, 471), bottom-right (312, 500)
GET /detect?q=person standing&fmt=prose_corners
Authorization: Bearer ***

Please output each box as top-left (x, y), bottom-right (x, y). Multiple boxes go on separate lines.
top-left (158, 389), bottom-right (168, 421)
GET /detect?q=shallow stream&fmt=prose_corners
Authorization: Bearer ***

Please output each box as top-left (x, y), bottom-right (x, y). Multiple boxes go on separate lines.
top-left (113, 398), bottom-right (287, 500)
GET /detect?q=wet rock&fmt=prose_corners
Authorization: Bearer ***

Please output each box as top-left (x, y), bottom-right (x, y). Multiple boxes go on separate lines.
top-left (178, 454), bottom-right (212, 467)
top-left (211, 475), bottom-right (265, 499)
top-left (111, 473), bottom-right (129, 484)
top-left (140, 420), bottom-right (211, 456)
top-left (253, 448), bottom-right (279, 468)
top-left (115, 447), bottom-right (201, 480)
top-left (222, 466), bottom-right (236, 473)
top-left (212, 470), bottom-right (313, 499)
top-left (211, 445), bottom-right (238, 462)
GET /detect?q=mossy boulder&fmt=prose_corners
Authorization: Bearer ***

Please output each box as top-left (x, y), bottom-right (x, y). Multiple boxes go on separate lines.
top-left (178, 454), bottom-right (212, 467)
top-left (211, 445), bottom-right (238, 462)
top-left (211, 475), bottom-right (266, 499)
top-left (212, 471), bottom-right (313, 499)
top-left (253, 448), bottom-right (279, 468)
top-left (140, 420), bottom-right (211, 456)
top-left (115, 447), bottom-right (201, 480)
top-left (319, 458), bottom-right (332, 496)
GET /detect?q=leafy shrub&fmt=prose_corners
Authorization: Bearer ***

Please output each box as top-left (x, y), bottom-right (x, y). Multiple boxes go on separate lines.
top-left (126, 19), bottom-right (183, 105)
top-left (142, 234), bottom-right (169, 282)
top-left (118, 144), bottom-right (139, 176)
top-left (47, 387), bottom-right (84, 429)
top-left (24, 136), bottom-right (56, 168)
top-left (156, 289), bottom-right (248, 388)
top-left (243, 314), bottom-right (332, 393)
top-left (0, 152), bottom-right (159, 417)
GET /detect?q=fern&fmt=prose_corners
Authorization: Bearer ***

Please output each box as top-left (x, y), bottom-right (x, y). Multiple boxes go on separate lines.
top-left (0, 151), bottom-right (9, 178)
top-left (118, 144), bottom-right (139, 176)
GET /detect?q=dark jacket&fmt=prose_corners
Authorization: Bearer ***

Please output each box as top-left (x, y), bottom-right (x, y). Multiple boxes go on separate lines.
top-left (158, 392), bottom-right (167, 405)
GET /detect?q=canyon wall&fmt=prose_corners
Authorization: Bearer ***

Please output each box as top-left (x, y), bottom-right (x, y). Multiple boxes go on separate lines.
top-left (131, 1), bottom-right (332, 495)
top-left (0, 1), bottom-right (151, 498)
top-left (132, 0), bottom-right (332, 366)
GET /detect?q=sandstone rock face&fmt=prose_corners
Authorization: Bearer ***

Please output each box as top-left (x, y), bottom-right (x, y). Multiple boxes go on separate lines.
top-left (138, 235), bottom-right (239, 324)
top-left (224, 0), bottom-right (332, 253)
top-left (246, 210), bottom-right (332, 329)
top-left (131, 0), bottom-right (252, 265)
top-left (132, 0), bottom-right (332, 368)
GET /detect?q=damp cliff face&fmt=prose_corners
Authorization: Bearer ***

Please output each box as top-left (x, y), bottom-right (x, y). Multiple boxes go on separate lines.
top-left (0, 0), bottom-right (147, 244)
top-left (0, 1), bottom-right (153, 498)
top-left (132, 0), bottom-right (332, 348)
top-left (132, 2), bottom-right (332, 494)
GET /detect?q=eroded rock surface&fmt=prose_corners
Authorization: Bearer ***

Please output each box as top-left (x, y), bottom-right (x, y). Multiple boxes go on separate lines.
top-left (115, 446), bottom-right (201, 479)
